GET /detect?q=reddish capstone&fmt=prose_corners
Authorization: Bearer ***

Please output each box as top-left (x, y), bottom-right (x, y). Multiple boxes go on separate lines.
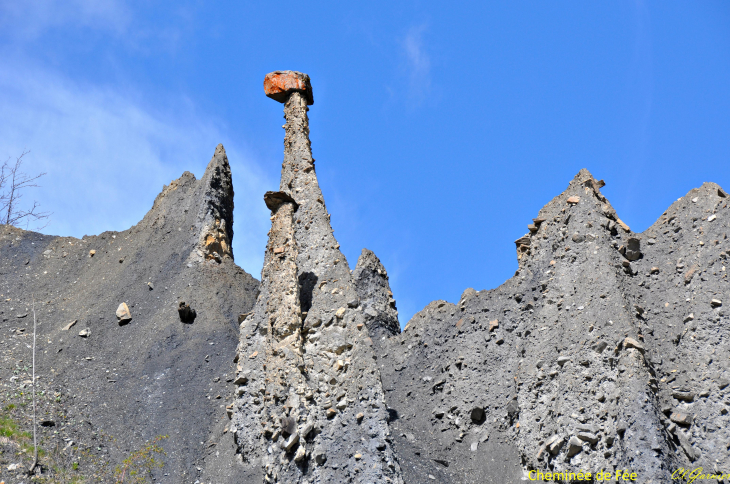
top-left (263, 70), bottom-right (314, 105)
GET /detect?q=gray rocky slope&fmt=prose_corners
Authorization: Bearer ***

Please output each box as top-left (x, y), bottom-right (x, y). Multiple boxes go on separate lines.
top-left (2, 70), bottom-right (729, 484)
top-left (380, 173), bottom-right (730, 483)
top-left (1, 145), bottom-right (259, 482)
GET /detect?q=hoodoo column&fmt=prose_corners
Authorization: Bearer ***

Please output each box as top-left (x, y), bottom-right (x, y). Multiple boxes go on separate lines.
top-left (231, 71), bottom-right (402, 484)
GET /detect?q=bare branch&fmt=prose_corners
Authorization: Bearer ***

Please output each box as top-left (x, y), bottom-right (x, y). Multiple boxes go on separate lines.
top-left (0, 150), bottom-right (51, 229)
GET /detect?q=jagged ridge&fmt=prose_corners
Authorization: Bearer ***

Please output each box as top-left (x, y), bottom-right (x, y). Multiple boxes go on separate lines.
top-left (231, 71), bottom-right (730, 483)
top-left (379, 169), bottom-right (730, 483)
top-left (3, 72), bottom-right (728, 484)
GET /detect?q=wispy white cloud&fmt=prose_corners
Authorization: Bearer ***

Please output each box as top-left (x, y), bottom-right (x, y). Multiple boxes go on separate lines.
top-left (401, 24), bottom-right (432, 103)
top-left (0, 1), bottom-right (196, 57)
top-left (0, 59), bottom-right (272, 277)
top-left (0, 0), bottom-right (131, 39)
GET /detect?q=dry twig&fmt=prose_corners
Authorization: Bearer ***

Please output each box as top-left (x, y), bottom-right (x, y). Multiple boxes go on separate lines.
top-left (0, 150), bottom-right (51, 229)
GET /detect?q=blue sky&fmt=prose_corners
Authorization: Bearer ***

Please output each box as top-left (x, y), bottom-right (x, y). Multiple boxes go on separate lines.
top-left (1, 2), bottom-right (729, 325)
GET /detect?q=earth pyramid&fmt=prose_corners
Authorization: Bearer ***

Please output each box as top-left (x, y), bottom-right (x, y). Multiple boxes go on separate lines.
top-left (231, 71), bottom-right (404, 483)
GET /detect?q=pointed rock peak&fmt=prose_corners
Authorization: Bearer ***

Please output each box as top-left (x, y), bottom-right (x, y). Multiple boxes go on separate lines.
top-left (668, 181), bottom-right (729, 212)
top-left (568, 168), bottom-right (606, 192)
top-left (560, 168), bottom-right (617, 222)
top-left (147, 144), bottom-right (230, 225)
top-left (573, 167), bottom-right (595, 182)
top-left (696, 181), bottom-right (727, 198)
top-left (197, 144), bottom-right (234, 262)
top-left (201, 144), bottom-right (232, 189)
top-left (354, 248), bottom-right (388, 275)
top-left (650, 181), bottom-right (728, 231)
top-left (514, 169), bottom-right (630, 264)
top-left (544, 168), bottom-right (615, 218)
top-left (353, 248), bottom-right (401, 338)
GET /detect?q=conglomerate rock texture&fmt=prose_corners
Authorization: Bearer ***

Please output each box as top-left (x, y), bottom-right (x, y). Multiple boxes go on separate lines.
top-left (381, 172), bottom-right (730, 484)
top-left (231, 90), bottom-right (402, 484)
top-left (1, 70), bottom-right (729, 484)
top-left (230, 72), bottom-right (729, 483)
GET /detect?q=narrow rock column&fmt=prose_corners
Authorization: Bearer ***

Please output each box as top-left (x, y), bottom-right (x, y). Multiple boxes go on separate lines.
top-left (259, 191), bottom-right (314, 481)
top-left (232, 71), bottom-right (403, 484)
top-left (262, 71), bottom-right (356, 321)
top-left (263, 191), bottom-right (302, 343)
top-left (196, 144), bottom-right (234, 262)
top-left (271, 70), bottom-right (402, 484)
top-left (352, 249), bottom-right (401, 341)
top-left (232, 190), bottom-right (314, 483)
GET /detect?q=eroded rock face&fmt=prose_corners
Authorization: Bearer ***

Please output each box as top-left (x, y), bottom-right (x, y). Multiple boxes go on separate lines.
top-left (196, 144), bottom-right (235, 262)
top-left (233, 190), bottom-right (310, 482)
top-left (231, 80), bottom-right (401, 483)
top-left (0, 144), bottom-right (259, 482)
top-left (352, 249), bottom-right (401, 342)
top-left (380, 171), bottom-right (730, 483)
top-left (232, 73), bottom-right (730, 483)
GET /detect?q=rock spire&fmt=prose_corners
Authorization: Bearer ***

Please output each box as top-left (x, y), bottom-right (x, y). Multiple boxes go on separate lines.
top-left (232, 72), bottom-right (402, 483)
